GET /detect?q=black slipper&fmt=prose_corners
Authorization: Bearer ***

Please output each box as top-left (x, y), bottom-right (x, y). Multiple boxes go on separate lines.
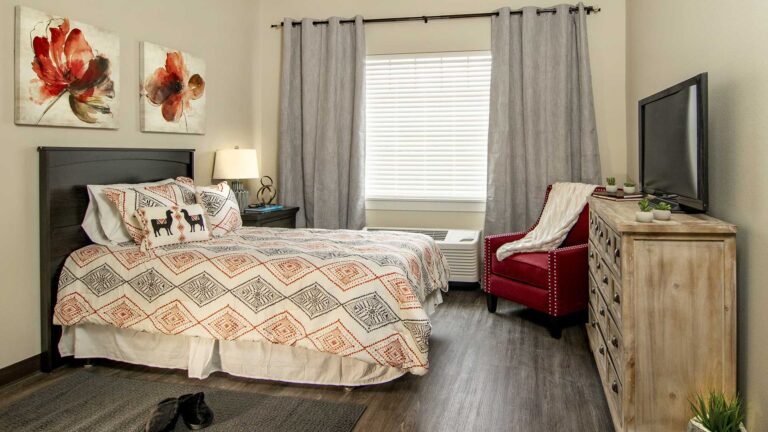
top-left (144, 397), bottom-right (180, 432)
top-left (178, 392), bottom-right (214, 430)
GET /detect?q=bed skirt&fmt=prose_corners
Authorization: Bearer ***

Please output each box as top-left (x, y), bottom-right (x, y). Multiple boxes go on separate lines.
top-left (58, 290), bottom-right (443, 387)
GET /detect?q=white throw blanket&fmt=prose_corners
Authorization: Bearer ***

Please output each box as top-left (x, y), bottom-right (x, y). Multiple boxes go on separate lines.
top-left (496, 182), bottom-right (598, 261)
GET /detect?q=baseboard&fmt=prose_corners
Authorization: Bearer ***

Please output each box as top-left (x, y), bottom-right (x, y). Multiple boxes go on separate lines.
top-left (0, 354), bottom-right (41, 387)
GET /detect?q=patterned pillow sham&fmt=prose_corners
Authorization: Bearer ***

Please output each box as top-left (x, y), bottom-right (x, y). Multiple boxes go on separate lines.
top-left (136, 204), bottom-right (212, 250)
top-left (195, 181), bottom-right (242, 237)
top-left (103, 180), bottom-right (197, 243)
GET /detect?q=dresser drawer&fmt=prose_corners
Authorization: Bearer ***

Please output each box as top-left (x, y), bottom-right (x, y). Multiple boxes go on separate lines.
top-left (588, 240), bottom-right (599, 274)
top-left (606, 313), bottom-right (624, 378)
top-left (588, 273), bottom-right (600, 310)
top-left (606, 355), bottom-right (624, 428)
top-left (589, 307), bottom-right (608, 376)
top-left (596, 287), bottom-right (610, 333)
top-left (595, 257), bottom-right (613, 307)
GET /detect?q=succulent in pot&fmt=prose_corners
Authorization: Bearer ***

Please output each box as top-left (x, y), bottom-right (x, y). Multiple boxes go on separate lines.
top-left (605, 177), bottom-right (617, 193)
top-left (653, 201), bottom-right (672, 221)
top-left (636, 198), bottom-right (653, 222)
top-left (687, 391), bottom-right (747, 432)
top-left (623, 179), bottom-right (636, 194)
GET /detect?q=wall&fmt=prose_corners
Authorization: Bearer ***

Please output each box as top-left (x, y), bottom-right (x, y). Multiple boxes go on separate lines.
top-left (626, 0), bottom-right (768, 427)
top-left (0, 0), bottom-right (258, 369)
top-left (256, 0), bottom-right (627, 230)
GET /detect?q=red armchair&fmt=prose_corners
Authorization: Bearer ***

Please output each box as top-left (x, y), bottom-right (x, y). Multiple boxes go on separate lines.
top-left (484, 185), bottom-right (601, 338)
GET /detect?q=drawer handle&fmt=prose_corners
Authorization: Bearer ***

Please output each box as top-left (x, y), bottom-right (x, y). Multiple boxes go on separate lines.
top-left (602, 276), bottom-right (609, 284)
top-left (614, 248), bottom-right (621, 258)
top-left (591, 287), bottom-right (596, 294)
top-left (611, 337), bottom-right (619, 348)
top-left (589, 251), bottom-right (594, 258)
top-left (599, 230), bottom-right (604, 238)
top-left (613, 293), bottom-right (621, 304)
top-left (599, 307), bottom-right (605, 317)
top-left (599, 346), bottom-right (605, 355)
top-left (591, 320), bottom-right (597, 328)
top-left (607, 238), bottom-right (612, 247)
top-left (597, 261), bottom-right (601, 270)
top-left (611, 381), bottom-right (619, 393)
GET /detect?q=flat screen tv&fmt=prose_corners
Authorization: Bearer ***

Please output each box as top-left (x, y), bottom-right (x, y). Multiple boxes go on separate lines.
top-left (639, 73), bottom-right (708, 213)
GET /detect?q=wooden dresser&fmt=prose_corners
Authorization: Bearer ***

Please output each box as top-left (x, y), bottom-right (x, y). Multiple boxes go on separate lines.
top-left (586, 198), bottom-right (737, 432)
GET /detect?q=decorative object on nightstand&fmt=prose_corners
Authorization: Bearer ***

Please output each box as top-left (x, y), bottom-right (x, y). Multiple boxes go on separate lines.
top-left (255, 175), bottom-right (277, 207)
top-left (241, 206), bottom-right (299, 229)
top-left (212, 147), bottom-right (260, 212)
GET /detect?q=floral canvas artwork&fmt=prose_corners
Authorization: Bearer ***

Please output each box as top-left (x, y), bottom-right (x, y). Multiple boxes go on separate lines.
top-left (140, 42), bottom-right (206, 134)
top-left (14, 7), bottom-right (119, 129)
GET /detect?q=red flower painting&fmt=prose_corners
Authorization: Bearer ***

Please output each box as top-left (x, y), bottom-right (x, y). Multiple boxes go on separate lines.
top-left (144, 52), bottom-right (205, 129)
top-left (29, 18), bottom-right (115, 124)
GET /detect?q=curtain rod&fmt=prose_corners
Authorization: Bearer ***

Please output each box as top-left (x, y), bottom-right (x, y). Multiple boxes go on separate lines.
top-left (270, 6), bottom-right (600, 28)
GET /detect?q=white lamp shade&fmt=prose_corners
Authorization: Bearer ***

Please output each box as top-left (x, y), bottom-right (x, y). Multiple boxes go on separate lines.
top-left (213, 149), bottom-right (260, 179)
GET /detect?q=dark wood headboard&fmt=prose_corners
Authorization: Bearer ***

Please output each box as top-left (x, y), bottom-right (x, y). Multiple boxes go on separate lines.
top-left (38, 147), bottom-right (195, 371)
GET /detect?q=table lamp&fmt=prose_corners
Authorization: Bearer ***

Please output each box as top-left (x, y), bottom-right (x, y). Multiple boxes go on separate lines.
top-left (213, 147), bottom-right (260, 212)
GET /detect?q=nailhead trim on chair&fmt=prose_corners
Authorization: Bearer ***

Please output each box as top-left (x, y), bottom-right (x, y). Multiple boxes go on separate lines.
top-left (547, 243), bottom-right (589, 317)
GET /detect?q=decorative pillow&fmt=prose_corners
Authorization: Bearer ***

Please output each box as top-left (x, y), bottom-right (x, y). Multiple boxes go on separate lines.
top-left (85, 179), bottom-right (178, 244)
top-left (196, 181), bottom-right (242, 237)
top-left (136, 204), bottom-right (211, 250)
top-left (103, 180), bottom-right (198, 244)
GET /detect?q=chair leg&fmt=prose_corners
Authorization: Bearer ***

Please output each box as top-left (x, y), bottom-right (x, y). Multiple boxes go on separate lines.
top-left (486, 293), bottom-right (498, 313)
top-left (548, 316), bottom-right (563, 339)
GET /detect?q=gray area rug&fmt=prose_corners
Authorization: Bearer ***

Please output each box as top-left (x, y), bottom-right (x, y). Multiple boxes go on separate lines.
top-left (0, 371), bottom-right (365, 432)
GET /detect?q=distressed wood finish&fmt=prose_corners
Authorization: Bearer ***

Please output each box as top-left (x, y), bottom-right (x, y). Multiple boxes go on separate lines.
top-left (38, 147), bottom-right (195, 372)
top-left (0, 291), bottom-right (614, 432)
top-left (587, 197), bottom-right (737, 432)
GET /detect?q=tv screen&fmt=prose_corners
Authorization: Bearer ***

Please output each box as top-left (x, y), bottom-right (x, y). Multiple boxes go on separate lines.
top-left (639, 73), bottom-right (707, 212)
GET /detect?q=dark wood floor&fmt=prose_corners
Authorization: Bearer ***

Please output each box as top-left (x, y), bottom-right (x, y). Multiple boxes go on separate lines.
top-left (0, 290), bottom-right (613, 431)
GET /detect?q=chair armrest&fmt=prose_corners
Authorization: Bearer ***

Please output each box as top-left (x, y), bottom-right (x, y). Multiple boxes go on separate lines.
top-left (485, 231), bottom-right (527, 255)
top-left (547, 243), bottom-right (589, 316)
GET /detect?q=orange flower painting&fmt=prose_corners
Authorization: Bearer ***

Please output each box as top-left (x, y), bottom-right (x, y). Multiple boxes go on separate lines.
top-left (141, 42), bottom-right (206, 134)
top-left (15, 7), bottom-right (119, 128)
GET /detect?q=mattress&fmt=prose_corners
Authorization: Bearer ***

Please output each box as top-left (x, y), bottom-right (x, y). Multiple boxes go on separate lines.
top-left (54, 227), bottom-right (450, 382)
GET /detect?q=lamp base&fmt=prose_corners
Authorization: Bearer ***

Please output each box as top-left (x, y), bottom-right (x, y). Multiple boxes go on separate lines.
top-left (230, 179), bottom-right (249, 213)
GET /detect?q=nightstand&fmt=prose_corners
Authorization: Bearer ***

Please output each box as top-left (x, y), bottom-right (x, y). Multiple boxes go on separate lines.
top-left (241, 206), bottom-right (299, 228)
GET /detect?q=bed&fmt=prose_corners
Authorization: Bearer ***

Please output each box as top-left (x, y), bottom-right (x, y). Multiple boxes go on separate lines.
top-left (39, 147), bottom-right (449, 386)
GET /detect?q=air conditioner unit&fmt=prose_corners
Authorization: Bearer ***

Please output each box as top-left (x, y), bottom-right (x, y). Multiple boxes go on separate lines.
top-left (363, 227), bottom-right (481, 284)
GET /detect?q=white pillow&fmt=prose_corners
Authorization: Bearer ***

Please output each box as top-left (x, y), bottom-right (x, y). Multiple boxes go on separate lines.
top-left (84, 179), bottom-right (184, 244)
top-left (81, 196), bottom-right (112, 245)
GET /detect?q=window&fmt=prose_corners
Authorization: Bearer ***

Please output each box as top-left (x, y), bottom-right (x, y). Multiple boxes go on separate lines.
top-left (365, 51), bottom-right (491, 211)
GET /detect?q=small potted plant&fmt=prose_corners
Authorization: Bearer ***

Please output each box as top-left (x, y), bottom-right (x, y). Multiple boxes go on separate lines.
top-left (636, 198), bottom-right (653, 222)
top-left (653, 201), bottom-right (672, 221)
top-left (606, 177), bottom-right (617, 193)
top-left (688, 391), bottom-right (746, 432)
top-left (623, 179), bottom-right (636, 194)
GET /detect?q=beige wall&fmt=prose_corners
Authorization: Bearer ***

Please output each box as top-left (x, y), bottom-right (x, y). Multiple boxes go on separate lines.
top-left (0, 0), bottom-right (258, 368)
top-left (256, 0), bottom-right (627, 230)
top-left (626, 0), bottom-right (768, 427)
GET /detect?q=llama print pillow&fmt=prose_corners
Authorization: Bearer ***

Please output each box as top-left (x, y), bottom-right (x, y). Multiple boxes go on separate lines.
top-left (135, 204), bottom-right (212, 250)
top-left (195, 182), bottom-right (243, 237)
top-left (104, 181), bottom-right (197, 244)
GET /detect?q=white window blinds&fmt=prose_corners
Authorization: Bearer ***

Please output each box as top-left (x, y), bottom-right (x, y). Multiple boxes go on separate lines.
top-left (365, 52), bottom-right (491, 202)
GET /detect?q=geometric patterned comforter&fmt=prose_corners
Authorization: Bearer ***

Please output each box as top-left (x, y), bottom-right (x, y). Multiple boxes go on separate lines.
top-left (54, 227), bottom-right (450, 376)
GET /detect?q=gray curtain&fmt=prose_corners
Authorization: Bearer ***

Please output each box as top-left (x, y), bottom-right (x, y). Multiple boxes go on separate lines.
top-left (278, 17), bottom-right (366, 229)
top-left (484, 4), bottom-right (601, 236)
